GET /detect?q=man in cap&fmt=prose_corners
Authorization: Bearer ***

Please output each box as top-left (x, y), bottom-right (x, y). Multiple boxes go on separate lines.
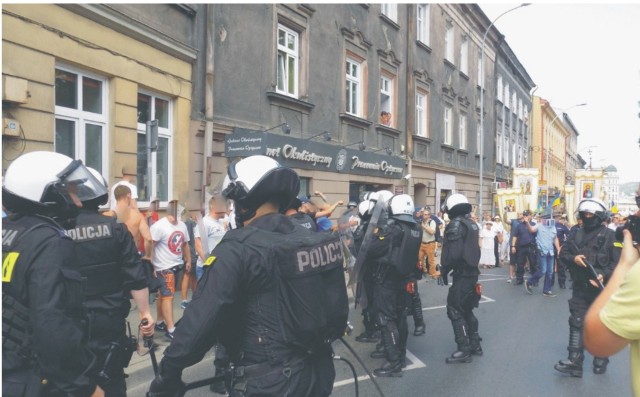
top-left (510, 209), bottom-right (539, 285)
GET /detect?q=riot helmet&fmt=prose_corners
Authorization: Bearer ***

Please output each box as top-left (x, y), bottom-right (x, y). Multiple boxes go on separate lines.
top-left (576, 198), bottom-right (607, 230)
top-left (347, 200), bottom-right (358, 209)
top-left (444, 193), bottom-right (472, 219)
top-left (221, 155), bottom-right (299, 226)
top-left (358, 199), bottom-right (375, 220)
top-left (82, 167), bottom-right (109, 210)
top-left (376, 190), bottom-right (393, 205)
top-left (3, 151), bottom-right (107, 221)
top-left (388, 194), bottom-right (416, 224)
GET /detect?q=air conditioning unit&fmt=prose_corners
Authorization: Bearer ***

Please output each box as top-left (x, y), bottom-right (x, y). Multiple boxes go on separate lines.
top-left (491, 182), bottom-right (501, 193)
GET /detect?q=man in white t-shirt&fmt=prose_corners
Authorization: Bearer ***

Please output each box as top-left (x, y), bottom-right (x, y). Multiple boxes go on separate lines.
top-left (150, 199), bottom-right (190, 339)
top-left (194, 196), bottom-right (229, 281)
top-left (110, 165), bottom-right (139, 210)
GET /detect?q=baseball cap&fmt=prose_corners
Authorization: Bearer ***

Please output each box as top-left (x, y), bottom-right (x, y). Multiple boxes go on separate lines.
top-left (523, 209), bottom-right (532, 216)
top-left (298, 195), bottom-right (310, 204)
top-left (347, 200), bottom-right (358, 208)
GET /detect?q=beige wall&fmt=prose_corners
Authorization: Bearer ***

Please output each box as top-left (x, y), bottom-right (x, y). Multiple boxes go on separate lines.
top-left (2, 4), bottom-right (192, 204)
top-left (531, 96), bottom-right (568, 190)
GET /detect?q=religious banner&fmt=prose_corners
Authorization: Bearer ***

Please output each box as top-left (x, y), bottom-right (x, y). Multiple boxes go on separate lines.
top-left (512, 168), bottom-right (539, 212)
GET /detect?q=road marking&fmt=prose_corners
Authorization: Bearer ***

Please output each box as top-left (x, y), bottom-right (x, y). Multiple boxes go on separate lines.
top-left (422, 294), bottom-right (495, 311)
top-left (333, 349), bottom-right (426, 388)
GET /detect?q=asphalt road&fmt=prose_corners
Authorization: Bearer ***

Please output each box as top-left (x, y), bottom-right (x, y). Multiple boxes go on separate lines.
top-left (125, 265), bottom-right (633, 397)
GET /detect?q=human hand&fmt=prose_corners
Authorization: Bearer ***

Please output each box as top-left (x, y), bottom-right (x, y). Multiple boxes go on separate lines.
top-left (140, 315), bottom-right (155, 337)
top-left (574, 254), bottom-right (587, 268)
top-left (589, 274), bottom-right (604, 288)
top-left (511, 247), bottom-right (516, 254)
top-left (619, 229), bottom-right (640, 268)
top-left (91, 386), bottom-right (105, 397)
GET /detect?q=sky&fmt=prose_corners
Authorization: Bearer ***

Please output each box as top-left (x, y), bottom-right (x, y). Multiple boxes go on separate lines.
top-left (480, 2), bottom-right (640, 184)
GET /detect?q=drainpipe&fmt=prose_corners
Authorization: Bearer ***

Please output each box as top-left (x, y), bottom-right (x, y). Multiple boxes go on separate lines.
top-left (405, 5), bottom-right (415, 199)
top-left (202, 4), bottom-right (215, 208)
top-left (528, 85), bottom-right (538, 168)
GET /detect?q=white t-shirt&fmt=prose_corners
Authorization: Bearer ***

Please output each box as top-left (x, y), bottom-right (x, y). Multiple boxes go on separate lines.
top-left (150, 217), bottom-right (189, 271)
top-left (492, 222), bottom-right (505, 236)
top-left (194, 215), bottom-right (228, 267)
top-left (109, 180), bottom-right (138, 210)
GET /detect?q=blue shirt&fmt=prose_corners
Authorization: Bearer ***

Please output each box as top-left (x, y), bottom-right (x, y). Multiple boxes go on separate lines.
top-left (536, 223), bottom-right (557, 256)
top-left (316, 217), bottom-right (333, 232)
top-left (555, 223), bottom-right (570, 246)
top-left (513, 220), bottom-right (536, 246)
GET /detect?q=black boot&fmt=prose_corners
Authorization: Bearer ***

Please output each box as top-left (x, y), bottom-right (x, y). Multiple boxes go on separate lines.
top-left (411, 290), bottom-right (426, 336)
top-left (593, 357), bottom-right (609, 374)
top-left (554, 318), bottom-right (584, 378)
top-left (356, 310), bottom-right (380, 343)
top-left (370, 349), bottom-right (386, 359)
top-left (373, 360), bottom-right (403, 377)
top-left (446, 322), bottom-right (472, 364)
top-left (209, 368), bottom-right (227, 394)
top-left (469, 333), bottom-right (483, 356)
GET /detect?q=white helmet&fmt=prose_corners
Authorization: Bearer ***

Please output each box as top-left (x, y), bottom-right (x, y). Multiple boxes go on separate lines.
top-left (376, 190), bottom-right (393, 205)
top-left (84, 167), bottom-right (109, 207)
top-left (444, 193), bottom-right (472, 217)
top-left (388, 194), bottom-right (416, 223)
top-left (3, 151), bottom-right (107, 216)
top-left (358, 199), bottom-right (375, 219)
top-left (577, 198), bottom-right (607, 223)
top-left (221, 155), bottom-right (299, 225)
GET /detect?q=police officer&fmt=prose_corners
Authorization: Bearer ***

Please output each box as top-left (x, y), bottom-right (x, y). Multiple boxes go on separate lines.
top-left (510, 209), bottom-right (538, 285)
top-left (284, 196), bottom-right (317, 231)
top-left (554, 214), bottom-right (571, 289)
top-left (148, 155), bottom-right (347, 397)
top-left (67, 167), bottom-right (154, 396)
top-left (2, 151), bottom-right (104, 397)
top-left (367, 194), bottom-right (422, 377)
top-left (554, 199), bottom-right (621, 377)
top-left (354, 197), bottom-right (379, 343)
top-left (440, 194), bottom-right (482, 364)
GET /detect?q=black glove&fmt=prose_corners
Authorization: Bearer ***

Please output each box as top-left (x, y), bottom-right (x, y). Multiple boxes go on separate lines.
top-left (147, 374), bottom-right (184, 397)
top-left (440, 264), bottom-right (450, 286)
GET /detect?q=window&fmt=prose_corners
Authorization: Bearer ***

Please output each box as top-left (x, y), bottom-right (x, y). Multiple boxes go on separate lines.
top-left (497, 75), bottom-right (503, 102)
top-left (444, 22), bottom-right (454, 62)
top-left (381, 4), bottom-right (397, 22)
top-left (137, 92), bottom-right (172, 203)
top-left (443, 105), bottom-right (453, 145)
top-left (511, 92), bottom-right (517, 113)
top-left (380, 75), bottom-right (394, 125)
top-left (503, 83), bottom-right (510, 109)
top-left (417, 5), bottom-right (430, 45)
top-left (415, 91), bottom-right (428, 137)
top-left (458, 114), bottom-right (467, 149)
top-left (477, 57), bottom-right (483, 87)
top-left (497, 132), bottom-right (503, 164)
top-left (460, 36), bottom-right (469, 75)
top-left (276, 24), bottom-right (299, 97)
top-left (54, 66), bottom-right (108, 176)
top-left (346, 58), bottom-right (362, 116)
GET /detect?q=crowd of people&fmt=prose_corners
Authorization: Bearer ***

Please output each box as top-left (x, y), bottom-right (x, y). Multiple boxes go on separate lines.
top-left (3, 150), bottom-right (639, 397)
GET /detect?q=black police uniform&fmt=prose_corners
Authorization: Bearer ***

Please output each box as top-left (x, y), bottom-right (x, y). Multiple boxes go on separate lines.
top-left (155, 213), bottom-right (338, 397)
top-left (68, 209), bottom-right (148, 396)
top-left (2, 214), bottom-right (98, 397)
top-left (288, 211), bottom-right (318, 232)
top-left (441, 214), bottom-right (482, 363)
top-left (556, 222), bottom-right (620, 376)
top-left (367, 218), bottom-right (422, 375)
top-left (353, 219), bottom-right (379, 343)
top-left (554, 221), bottom-right (571, 288)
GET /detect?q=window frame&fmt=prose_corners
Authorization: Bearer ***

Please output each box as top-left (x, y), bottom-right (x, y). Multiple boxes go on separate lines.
top-left (415, 90), bottom-right (429, 138)
top-left (443, 105), bottom-right (453, 145)
top-left (497, 132), bottom-right (503, 164)
top-left (460, 36), bottom-right (469, 75)
top-left (346, 58), bottom-right (363, 117)
top-left (444, 22), bottom-right (455, 62)
top-left (416, 5), bottom-right (430, 45)
top-left (276, 23), bottom-right (300, 98)
top-left (136, 90), bottom-right (173, 207)
top-left (54, 64), bottom-right (109, 179)
top-left (459, 113), bottom-right (468, 150)
top-left (381, 3), bottom-right (398, 22)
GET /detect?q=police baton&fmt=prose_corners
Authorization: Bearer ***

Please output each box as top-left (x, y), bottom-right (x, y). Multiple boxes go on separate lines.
top-left (141, 319), bottom-right (159, 375)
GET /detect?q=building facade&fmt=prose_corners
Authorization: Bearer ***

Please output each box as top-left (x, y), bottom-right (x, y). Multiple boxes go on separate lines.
top-left (602, 164), bottom-right (620, 208)
top-left (531, 96), bottom-right (569, 199)
top-left (2, 4), bottom-right (197, 209)
top-left (493, 40), bottom-right (535, 186)
top-left (563, 113), bottom-right (581, 185)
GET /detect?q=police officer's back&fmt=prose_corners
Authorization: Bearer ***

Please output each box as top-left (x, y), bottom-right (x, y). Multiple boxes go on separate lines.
top-left (2, 152), bottom-right (104, 397)
top-left (148, 155), bottom-right (348, 397)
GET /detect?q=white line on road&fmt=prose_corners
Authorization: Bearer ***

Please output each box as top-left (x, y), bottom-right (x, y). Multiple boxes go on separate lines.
top-left (333, 349), bottom-right (426, 388)
top-left (422, 294), bottom-right (495, 311)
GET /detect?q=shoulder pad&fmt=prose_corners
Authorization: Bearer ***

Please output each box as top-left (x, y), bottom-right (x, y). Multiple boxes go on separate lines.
top-left (445, 218), bottom-right (464, 241)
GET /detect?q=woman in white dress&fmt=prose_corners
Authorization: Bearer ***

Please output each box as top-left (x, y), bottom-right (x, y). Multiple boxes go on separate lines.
top-left (479, 221), bottom-right (496, 269)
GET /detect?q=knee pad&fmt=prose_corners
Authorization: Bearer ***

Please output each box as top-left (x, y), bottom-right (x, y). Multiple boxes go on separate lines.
top-left (569, 314), bottom-right (584, 329)
top-left (376, 313), bottom-right (390, 327)
top-left (447, 306), bottom-right (464, 322)
top-left (465, 311), bottom-right (478, 333)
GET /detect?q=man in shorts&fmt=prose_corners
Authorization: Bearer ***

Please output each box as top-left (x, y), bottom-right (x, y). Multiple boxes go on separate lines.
top-left (150, 199), bottom-right (190, 339)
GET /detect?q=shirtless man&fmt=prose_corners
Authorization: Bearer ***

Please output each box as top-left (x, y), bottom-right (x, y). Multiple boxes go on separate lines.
top-left (104, 184), bottom-right (152, 259)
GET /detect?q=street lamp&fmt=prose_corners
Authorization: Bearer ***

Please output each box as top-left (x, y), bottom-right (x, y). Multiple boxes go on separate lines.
top-left (479, 3), bottom-right (530, 213)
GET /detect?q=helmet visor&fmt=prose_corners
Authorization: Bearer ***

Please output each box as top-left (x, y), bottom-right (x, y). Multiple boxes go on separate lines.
top-left (53, 160), bottom-right (108, 205)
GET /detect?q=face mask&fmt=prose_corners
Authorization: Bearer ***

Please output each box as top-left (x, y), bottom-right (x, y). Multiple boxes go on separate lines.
top-left (580, 213), bottom-right (600, 230)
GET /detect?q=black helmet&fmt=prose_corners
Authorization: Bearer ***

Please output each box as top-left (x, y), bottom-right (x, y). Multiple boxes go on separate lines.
top-left (222, 155), bottom-right (299, 226)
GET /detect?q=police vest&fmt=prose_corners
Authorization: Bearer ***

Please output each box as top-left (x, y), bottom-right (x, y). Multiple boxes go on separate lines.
top-left (227, 224), bottom-right (348, 352)
top-left (445, 217), bottom-right (481, 270)
top-left (571, 226), bottom-right (615, 287)
top-left (67, 212), bottom-right (123, 303)
top-left (289, 212), bottom-right (318, 232)
top-left (388, 220), bottom-right (423, 277)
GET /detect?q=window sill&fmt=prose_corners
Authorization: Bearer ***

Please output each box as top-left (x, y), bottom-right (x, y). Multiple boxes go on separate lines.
top-left (441, 143), bottom-right (455, 150)
top-left (266, 91), bottom-right (315, 113)
top-left (444, 59), bottom-right (456, 70)
top-left (339, 113), bottom-right (372, 129)
top-left (416, 40), bottom-right (432, 53)
top-left (378, 13), bottom-right (400, 30)
top-left (459, 71), bottom-right (469, 80)
top-left (375, 123), bottom-right (401, 136)
top-left (458, 148), bottom-right (469, 154)
top-left (412, 134), bottom-right (431, 144)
